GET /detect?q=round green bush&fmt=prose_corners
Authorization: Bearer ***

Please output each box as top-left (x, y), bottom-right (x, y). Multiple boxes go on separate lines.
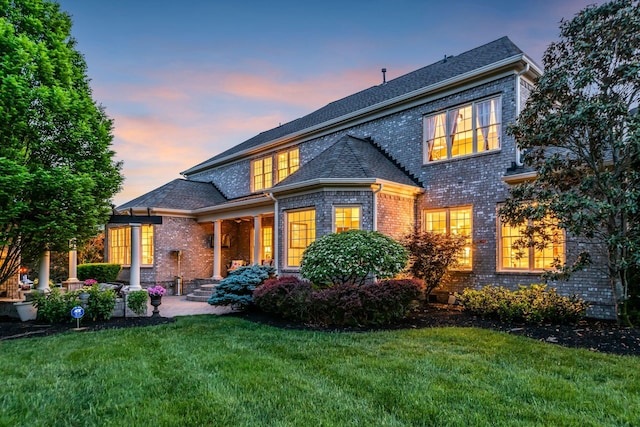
top-left (300, 230), bottom-right (408, 287)
top-left (127, 290), bottom-right (149, 315)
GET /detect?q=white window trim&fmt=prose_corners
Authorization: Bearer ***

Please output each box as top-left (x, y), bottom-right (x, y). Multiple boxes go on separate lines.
top-left (423, 95), bottom-right (502, 164)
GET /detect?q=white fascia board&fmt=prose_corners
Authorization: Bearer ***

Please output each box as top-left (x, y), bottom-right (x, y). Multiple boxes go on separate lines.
top-left (183, 55), bottom-right (534, 175)
top-left (501, 171), bottom-right (537, 185)
top-left (191, 195), bottom-right (273, 216)
top-left (269, 178), bottom-right (423, 197)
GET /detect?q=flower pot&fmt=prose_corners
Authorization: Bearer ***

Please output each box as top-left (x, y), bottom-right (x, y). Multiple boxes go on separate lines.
top-left (14, 301), bottom-right (37, 322)
top-left (149, 295), bottom-right (162, 317)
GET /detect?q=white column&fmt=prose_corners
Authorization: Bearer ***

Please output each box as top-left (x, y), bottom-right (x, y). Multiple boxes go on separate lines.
top-left (253, 215), bottom-right (261, 265)
top-left (129, 223), bottom-right (142, 290)
top-left (37, 251), bottom-right (50, 291)
top-left (212, 220), bottom-right (223, 280)
top-left (67, 239), bottom-right (78, 282)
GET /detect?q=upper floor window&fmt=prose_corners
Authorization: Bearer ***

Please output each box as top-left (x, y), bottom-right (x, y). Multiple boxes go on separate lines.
top-left (286, 208), bottom-right (315, 267)
top-left (335, 206), bottom-right (360, 233)
top-left (424, 96), bottom-right (501, 162)
top-left (252, 157), bottom-right (273, 191)
top-left (277, 148), bottom-right (300, 182)
top-left (108, 224), bottom-right (154, 266)
top-left (498, 215), bottom-right (565, 272)
top-left (422, 207), bottom-right (472, 269)
top-left (252, 147), bottom-right (299, 192)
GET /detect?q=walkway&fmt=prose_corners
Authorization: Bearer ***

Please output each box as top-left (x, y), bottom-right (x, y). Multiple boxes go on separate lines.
top-left (151, 295), bottom-right (234, 317)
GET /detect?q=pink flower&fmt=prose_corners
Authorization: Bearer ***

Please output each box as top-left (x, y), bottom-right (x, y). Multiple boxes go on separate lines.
top-left (147, 285), bottom-right (166, 297)
top-left (84, 279), bottom-right (98, 286)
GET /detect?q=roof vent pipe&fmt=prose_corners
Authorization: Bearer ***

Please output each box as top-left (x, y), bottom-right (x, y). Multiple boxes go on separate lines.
top-left (381, 68), bottom-right (387, 84)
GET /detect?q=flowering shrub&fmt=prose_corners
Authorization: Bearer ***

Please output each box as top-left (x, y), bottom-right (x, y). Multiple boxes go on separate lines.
top-left (456, 284), bottom-right (589, 324)
top-left (254, 277), bottom-right (424, 326)
top-left (146, 285), bottom-right (167, 297)
top-left (32, 289), bottom-right (81, 324)
top-left (84, 278), bottom-right (98, 286)
top-left (209, 265), bottom-right (276, 309)
top-left (253, 276), bottom-right (313, 321)
top-left (300, 230), bottom-right (409, 287)
top-left (84, 284), bottom-right (117, 321)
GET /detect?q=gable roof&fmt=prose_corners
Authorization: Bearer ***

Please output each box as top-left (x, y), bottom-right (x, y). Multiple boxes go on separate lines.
top-left (117, 179), bottom-right (227, 211)
top-left (183, 36), bottom-right (528, 175)
top-left (274, 135), bottom-right (420, 189)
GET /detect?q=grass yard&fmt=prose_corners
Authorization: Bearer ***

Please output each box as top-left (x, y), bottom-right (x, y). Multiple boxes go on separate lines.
top-left (1, 315), bottom-right (639, 426)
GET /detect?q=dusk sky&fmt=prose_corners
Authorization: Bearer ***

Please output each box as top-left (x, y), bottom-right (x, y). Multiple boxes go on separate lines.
top-left (56, 0), bottom-right (602, 207)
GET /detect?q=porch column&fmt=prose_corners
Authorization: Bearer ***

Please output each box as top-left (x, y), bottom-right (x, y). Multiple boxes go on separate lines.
top-left (253, 215), bottom-right (261, 265)
top-left (67, 239), bottom-right (78, 282)
top-left (129, 223), bottom-right (142, 290)
top-left (37, 251), bottom-right (50, 291)
top-left (212, 220), bottom-right (223, 280)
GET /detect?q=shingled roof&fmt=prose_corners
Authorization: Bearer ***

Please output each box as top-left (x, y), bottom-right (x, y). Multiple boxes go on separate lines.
top-left (274, 135), bottom-right (420, 189)
top-left (184, 36), bottom-right (524, 174)
top-left (117, 179), bottom-right (227, 211)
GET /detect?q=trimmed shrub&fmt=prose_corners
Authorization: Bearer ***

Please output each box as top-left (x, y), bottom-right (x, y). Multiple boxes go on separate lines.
top-left (254, 277), bottom-right (424, 326)
top-left (84, 284), bottom-right (117, 321)
top-left (77, 263), bottom-right (121, 283)
top-left (253, 276), bottom-right (313, 321)
top-left (208, 265), bottom-right (276, 309)
top-left (127, 290), bottom-right (149, 315)
top-left (32, 289), bottom-right (81, 324)
top-left (300, 230), bottom-right (409, 287)
top-left (456, 284), bottom-right (589, 324)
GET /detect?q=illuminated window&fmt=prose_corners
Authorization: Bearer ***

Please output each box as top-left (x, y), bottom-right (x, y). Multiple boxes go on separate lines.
top-left (499, 216), bottom-right (565, 271)
top-left (424, 96), bottom-right (501, 162)
top-left (108, 225), bottom-right (154, 265)
top-left (423, 207), bottom-right (472, 269)
top-left (286, 209), bottom-right (315, 267)
top-left (277, 148), bottom-right (299, 182)
top-left (252, 157), bottom-right (273, 191)
top-left (262, 226), bottom-right (273, 261)
top-left (335, 206), bottom-right (360, 233)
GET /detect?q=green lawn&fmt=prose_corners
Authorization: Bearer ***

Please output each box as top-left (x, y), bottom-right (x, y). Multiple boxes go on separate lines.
top-left (1, 316), bottom-right (638, 426)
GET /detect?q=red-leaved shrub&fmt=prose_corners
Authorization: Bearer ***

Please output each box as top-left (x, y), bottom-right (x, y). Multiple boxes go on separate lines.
top-left (253, 276), bottom-right (313, 321)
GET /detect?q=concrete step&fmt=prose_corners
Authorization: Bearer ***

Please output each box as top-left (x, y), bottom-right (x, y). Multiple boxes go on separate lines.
top-left (186, 293), bottom-right (211, 302)
top-left (193, 289), bottom-right (214, 297)
top-left (200, 284), bottom-right (218, 290)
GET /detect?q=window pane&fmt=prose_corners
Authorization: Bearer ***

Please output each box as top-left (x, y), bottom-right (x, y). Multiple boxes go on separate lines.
top-left (450, 208), bottom-right (472, 268)
top-left (287, 209), bottom-right (316, 267)
top-left (142, 224), bottom-right (154, 265)
top-left (264, 157), bottom-right (273, 188)
top-left (476, 98), bottom-right (501, 152)
top-left (424, 211), bottom-right (447, 234)
top-left (335, 207), bottom-right (360, 233)
top-left (533, 221), bottom-right (564, 269)
top-left (450, 105), bottom-right (473, 158)
top-left (426, 113), bottom-right (447, 161)
top-left (501, 223), bottom-right (529, 269)
top-left (262, 226), bottom-right (273, 261)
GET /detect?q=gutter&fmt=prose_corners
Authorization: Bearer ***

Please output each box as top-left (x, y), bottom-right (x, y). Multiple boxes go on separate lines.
top-left (265, 192), bottom-right (279, 272)
top-left (372, 183), bottom-right (383, 231)
top-left (515, 63), bottom-right (530, 167)
top-left (182, 54), bottom-right (541, 176)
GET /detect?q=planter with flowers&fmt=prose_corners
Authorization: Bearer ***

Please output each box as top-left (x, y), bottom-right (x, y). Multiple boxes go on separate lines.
top-left (147, 285), bottom-right (166, 317)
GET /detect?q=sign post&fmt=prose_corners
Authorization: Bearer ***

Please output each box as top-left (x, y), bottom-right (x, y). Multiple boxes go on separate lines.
top-left (71, 306), bottom-right (85, 330)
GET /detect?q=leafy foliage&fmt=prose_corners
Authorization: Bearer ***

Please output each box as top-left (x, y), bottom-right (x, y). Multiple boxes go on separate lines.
top-left (77, 263), bottom-right (121, 283)
top-left (0, 0), bottom-right (123, 286)
top-left (208, 265), bottom-right (275, 309)
top-left (300, 230), bottom-right (408, 287)
top-left (31, 288), bottom-right (80, 324)
top-left (254, 277), bottom-right (424, 326)
top-left (84, 284), bottom-right (116, 321)
top-left (457, 284), bottom-right (589, 324)
top-left (500, 0), bottom-right (640, 322)
top-left (402, 230), bottom-right (466, 297)
top-left (127, 290), bottom-right (149, 316)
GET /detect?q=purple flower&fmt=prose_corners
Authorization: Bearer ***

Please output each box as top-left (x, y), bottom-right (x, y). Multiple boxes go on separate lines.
top-left (147, 285), bottom-right (166, 297)
top-left (84, 279), bottom-right (98, 286)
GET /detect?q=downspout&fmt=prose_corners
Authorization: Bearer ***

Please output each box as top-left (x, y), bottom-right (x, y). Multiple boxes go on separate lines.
top-left (515, 63), bottom-right (530, 166)
top-left (372, 183), bottom-right (383, 231)
top-left (266, 192), bottom-right (278, 273)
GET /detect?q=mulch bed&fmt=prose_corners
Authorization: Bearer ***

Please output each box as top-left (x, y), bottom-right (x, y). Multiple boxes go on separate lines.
top-left (2, 305), bottom-right (639, 357)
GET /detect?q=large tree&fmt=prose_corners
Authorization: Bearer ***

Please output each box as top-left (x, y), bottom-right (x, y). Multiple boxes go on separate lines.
top-left (500, 0), bottom-right (640, 322)
top-left (0, 0), bottom-right (123, 287)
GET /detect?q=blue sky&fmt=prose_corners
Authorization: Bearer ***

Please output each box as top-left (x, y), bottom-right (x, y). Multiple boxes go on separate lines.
top-left (55, 0), bottom-right (602, 206)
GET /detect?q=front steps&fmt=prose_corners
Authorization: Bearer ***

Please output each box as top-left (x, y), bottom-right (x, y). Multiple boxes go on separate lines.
top-left (186, 284), bottom-right (217, 302)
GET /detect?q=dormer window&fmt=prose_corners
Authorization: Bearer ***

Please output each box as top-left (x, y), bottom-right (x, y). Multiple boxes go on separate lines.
top-left (252, 147), bottom-right (299, 192)
top-left (424, 96), bottom-right (501, 163)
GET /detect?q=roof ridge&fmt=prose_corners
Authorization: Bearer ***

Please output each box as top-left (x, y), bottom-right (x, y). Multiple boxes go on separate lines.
top-left (364, 136), bottom-right (423, 186)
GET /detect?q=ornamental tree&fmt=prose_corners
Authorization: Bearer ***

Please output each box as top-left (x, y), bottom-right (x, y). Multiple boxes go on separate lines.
top-left (499, 0), bottom-right (640, 323)
top-left (402, 230), bottom-right (466, 299)
top-left (300, 230), bottom-right (408, 287)
top-left (0, 0), bottom-right (123, 287)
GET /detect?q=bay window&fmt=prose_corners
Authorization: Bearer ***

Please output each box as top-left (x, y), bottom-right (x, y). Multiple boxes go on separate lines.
top-left (335, 206), bottom-right (360, 233)
top-left (286, 208), bottom-right (315, 267)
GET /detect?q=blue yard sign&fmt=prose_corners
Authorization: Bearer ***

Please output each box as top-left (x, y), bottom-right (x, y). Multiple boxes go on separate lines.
top-left (71, 306), bottom-right (85, 329)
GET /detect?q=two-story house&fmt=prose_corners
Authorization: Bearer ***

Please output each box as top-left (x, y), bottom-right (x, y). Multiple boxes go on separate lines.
top-left (109, 36), bottom-right (613, 319)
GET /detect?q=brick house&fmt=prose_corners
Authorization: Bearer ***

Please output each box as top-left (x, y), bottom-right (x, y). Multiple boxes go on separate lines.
top-left (109, 36), bottom-right (613, 318)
